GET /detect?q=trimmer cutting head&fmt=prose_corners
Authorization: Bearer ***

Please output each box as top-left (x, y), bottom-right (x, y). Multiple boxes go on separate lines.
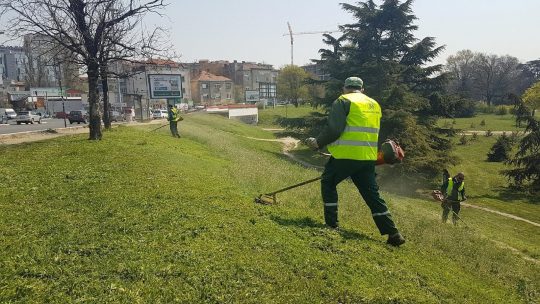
top-left (254, 194), bottom-right (276, 205)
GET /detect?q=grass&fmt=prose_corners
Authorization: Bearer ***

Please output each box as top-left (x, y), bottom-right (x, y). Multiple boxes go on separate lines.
top-left (437, 113), bottom-right (534, 131)
top-left (258, 104), bottom-right (324, 127)
top-left (0, 113), bottom-right (538, 303)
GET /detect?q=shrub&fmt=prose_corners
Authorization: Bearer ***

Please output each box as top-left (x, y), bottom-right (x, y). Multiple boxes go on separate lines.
top-left (480, 119), bottom-right (486, 126)
top-left (459, 133), bottom-right (468, 145)
top-left (471, 133), bottom-right (479, 141)
top-left (486, 129), bottom-right (493, 137)
top-left (476, 104), bottom-right (495, 114)
top-left (509, 131), bottom-right (520, 144)
top-left (487, 133), bottom-right (512, 162)
top-left (496, 106), bottom-right (508, 115)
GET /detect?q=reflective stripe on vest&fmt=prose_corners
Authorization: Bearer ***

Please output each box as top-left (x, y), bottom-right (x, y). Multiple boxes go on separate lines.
top-left (328, 92), bottom-right (381, 160)
top-left (446, 178), bottom-right (464, 201)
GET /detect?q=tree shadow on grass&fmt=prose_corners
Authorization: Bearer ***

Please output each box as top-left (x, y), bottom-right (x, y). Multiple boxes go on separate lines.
top-left (270, 215), bottom-right (375, 242)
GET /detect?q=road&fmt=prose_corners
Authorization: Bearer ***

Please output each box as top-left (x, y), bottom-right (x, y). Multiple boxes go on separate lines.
top-left (0, 118), bottom-right (81, 135)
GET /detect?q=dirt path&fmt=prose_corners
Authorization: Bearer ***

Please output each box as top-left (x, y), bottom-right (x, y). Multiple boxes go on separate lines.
top-left (463, 203), bottom-right (540, 227)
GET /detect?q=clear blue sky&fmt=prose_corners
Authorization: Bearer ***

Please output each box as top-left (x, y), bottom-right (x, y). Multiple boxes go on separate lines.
top-left (148, 0), bottom-right (539, 68)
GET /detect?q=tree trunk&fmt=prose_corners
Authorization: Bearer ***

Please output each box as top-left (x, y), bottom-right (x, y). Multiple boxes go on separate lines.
top-left (100, 65), bottom-right (111, 129)
top-left (87, 61), bottom-right (102, 140)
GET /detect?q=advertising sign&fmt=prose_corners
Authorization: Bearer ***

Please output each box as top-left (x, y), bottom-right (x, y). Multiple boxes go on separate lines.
top-left (148, 74), bottom-right (183, 99)
top-left (245, 90), bottom-right (260, 102)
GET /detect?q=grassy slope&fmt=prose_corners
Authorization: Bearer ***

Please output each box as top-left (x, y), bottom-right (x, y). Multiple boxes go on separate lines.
top-left (0, 113), bottom-right (537, 303)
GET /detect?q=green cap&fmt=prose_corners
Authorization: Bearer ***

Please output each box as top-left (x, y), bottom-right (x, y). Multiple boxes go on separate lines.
top-left (344, 77), bottom-right (363, 88)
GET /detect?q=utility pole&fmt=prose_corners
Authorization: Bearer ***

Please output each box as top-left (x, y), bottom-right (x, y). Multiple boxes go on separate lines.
top-left (284, 22), bottom-right (338, 66)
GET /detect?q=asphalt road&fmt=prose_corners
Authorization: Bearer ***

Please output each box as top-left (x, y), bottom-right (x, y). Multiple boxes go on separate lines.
top-left (0, 118), bottom-right (84, 135)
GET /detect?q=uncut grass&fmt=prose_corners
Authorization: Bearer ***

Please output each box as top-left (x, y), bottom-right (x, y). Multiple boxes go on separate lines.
top-left (0, 116), bottom-right (537, 303)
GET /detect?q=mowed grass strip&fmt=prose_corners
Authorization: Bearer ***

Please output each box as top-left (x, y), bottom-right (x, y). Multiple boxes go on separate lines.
top-left (0, 115), bottom-right (538, 303)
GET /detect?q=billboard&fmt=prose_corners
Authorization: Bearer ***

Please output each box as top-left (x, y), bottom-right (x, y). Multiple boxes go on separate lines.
top-left (148, 74), bottom-right (183, 99)
top-left (245, 90), bottom-right (260, 102)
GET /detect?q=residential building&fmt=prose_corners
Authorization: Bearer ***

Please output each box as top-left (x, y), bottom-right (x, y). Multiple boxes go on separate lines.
top-left (302, 63), bottom-right (330, 80)
top-left (0, 46), bottom-right (27, 83)
top-left (191, 71), bottom-right (233, 105)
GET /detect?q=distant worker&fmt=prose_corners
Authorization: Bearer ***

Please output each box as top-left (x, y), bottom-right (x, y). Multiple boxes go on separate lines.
top-left (167, 104), bottom-right (181, 138)
top-left (305, 77), bottom-right (405, 247)
top-left (441, 172), bottom-right (467, 225)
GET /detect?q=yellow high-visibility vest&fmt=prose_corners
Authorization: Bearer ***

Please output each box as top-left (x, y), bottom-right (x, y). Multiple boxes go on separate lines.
top-left (446, 178), bottom-right (465, 201)
top-left (328, 92), bottom-right (381, 160)
top-left (170, 107), bottom-right (179, 121)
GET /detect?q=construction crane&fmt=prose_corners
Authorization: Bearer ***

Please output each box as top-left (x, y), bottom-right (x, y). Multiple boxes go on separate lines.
top-left (284, 22), bottom-right (338, 66)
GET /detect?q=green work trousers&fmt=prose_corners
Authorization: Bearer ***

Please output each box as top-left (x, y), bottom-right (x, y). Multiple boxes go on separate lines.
top-left (169, 121), bottom-right (180, 138)
top-left (441, 200), bottom-right (461, 225)
top-left (321, 157), bottom-right (398, 235)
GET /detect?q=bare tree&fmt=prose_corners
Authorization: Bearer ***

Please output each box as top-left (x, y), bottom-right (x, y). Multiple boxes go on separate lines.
top-left (0, 0), bottom-right (170, 139)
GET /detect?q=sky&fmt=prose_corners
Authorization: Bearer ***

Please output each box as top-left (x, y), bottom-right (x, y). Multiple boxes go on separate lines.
top-left (145, 0), bottom-right (540, 68)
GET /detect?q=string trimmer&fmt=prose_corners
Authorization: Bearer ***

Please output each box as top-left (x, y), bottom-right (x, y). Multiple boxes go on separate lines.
top-left (151, 123), bottom-right (169, 132)
top-left (254, 139), bottom-right (404, 205)
top-left (254, 176), bottom-right (322, 205)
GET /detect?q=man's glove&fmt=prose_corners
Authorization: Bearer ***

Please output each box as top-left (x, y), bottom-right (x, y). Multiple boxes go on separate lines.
top-left (305, 137), bottom-right (319, 150)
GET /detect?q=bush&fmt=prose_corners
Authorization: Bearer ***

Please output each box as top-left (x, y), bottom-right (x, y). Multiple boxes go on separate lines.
top-left (485, 129), bottom-right (493, 137)
top-left (509, 131), bottom-right (520, 144)
top-left (496, 106), bottom-right (508, 115)
top-left (487, 133), bottom-right (512, 162)
top-left (480, 119), bottom-right (486, 126)
top-left (471, 133), bottom-right (479, 141)
top-left (459, 133), bottom-right (468, 145)
top-left (476, 104), bottom-right (495, 114)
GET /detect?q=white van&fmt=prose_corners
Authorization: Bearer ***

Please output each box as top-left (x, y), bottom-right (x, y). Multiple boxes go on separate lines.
top-left (0, 108), bottom-right (17, 120)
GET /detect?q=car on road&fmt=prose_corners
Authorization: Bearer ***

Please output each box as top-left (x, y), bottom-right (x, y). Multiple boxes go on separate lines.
top-left (68, 110), bottom-right (88, 124)
top-left (0, 108), bottom-right (17, 120)
top-left (16, 111), bottom-right (42, 124)
top-left (152, 109), bottom-right (168, 119)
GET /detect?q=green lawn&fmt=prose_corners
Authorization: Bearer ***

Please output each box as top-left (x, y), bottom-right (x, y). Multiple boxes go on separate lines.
top-left (258, 104), bottom-right (324, 127)
top-left (438, 113), bottom-right (524, 131)
top-left (0, 114), bottom-right (538, 303)
top-left (438, 111), bottom-right (540, 132)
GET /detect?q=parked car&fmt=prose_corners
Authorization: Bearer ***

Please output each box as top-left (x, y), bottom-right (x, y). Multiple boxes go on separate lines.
top-left (16, 111), bottom-right (42, 124)
top-left (0, 108), bottom-right (17, 120)
top-left (152, 109), bottom-right (168, 119)
top-left (109, 110), bottom-right (124, 122)
top-left (68, 110), bottom-right (88, 124)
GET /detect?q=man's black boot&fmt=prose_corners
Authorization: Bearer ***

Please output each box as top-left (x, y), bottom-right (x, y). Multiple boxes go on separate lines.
top-left (387, 232), bottom-right (406, 247)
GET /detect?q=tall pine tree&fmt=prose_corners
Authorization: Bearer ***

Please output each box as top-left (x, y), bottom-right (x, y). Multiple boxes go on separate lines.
top-left (315, 0), bottom-right (454, 179)
top-left (504, 102), bottom-right (540, 192)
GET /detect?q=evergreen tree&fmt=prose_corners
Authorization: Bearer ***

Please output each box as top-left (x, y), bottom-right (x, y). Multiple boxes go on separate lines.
top-left (315, 0), bottom-right (454, 178)
top-left (487, 133), bottom-right (512, 162)
top-left (504, 104), bottom-right (540, 192)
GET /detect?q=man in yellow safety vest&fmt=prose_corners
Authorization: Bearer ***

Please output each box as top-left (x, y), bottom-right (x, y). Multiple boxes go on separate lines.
top-left (168, 104), bottom-right (181, 138)
top-left (305, 77), bottom-right (405, 246)
top-left (441, 172), bottom-right (466, 225)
